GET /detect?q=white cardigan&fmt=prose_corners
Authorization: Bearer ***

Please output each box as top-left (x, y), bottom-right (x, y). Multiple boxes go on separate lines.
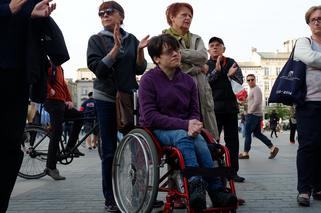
top-left (294, 37), bottom-right (321, 101)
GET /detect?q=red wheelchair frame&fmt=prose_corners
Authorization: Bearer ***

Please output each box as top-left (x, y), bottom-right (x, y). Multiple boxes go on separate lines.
top-left (112, 127), bottom-right (238, 213)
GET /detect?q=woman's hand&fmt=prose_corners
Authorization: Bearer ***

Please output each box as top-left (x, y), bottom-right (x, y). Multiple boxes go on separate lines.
top-left (9, 0), bottom-right (28, 14)
top-left (200, 64), bottom-right (209, 74)
top-left (188, 119), bottom-right (203, 137)
top-left (113, 23), bottom-right (121, 49)
top-left (31, 0), bottom-right (56, 18)
top-left (138, 35), bottom-right (150, 50)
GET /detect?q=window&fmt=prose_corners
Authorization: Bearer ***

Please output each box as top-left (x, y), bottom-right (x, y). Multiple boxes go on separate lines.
top-left (264, 82), bottom-right (270, 94)
top-left (264, 67), bottom-right (269, 76)
top-left (81, 87), bottom-right (88, 95)
top-left (276, 67), bottom-right (281, 75)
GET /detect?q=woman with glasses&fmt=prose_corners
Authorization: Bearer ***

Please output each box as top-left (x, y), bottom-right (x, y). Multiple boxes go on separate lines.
top-left (86, 1), bottom-right (149, 212)
top-left (294, 5), bottom-right (321, 207)
top-left (163, 2), bottom-right (219, 142)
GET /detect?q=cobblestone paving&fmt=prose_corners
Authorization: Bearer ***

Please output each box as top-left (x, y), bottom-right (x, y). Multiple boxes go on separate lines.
top-left (7, 131), bottom-right (321, 212)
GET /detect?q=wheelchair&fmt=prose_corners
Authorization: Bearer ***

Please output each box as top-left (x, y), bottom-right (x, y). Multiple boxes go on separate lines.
top-left (112, 127), bottom-right (238, 213)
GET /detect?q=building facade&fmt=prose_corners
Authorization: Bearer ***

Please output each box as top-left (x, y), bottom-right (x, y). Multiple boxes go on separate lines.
top-left (239, 40), bottom-right (295, 108)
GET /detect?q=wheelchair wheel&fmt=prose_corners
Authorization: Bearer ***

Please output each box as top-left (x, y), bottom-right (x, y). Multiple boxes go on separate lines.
top-left (112, 128), bottom-right (159, 213)
top-left (18, 125), bottom-right (50, 179)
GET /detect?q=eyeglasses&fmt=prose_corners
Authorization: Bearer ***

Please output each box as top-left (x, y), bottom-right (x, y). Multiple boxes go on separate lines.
top-left (247, 79), bottom-right (255, 82)
top-left (309, 16), bottom-right (321, 25)
top-left (161, 48), bottom-right (181, 56)
top-left (98, 8), bottom-right (116, 17)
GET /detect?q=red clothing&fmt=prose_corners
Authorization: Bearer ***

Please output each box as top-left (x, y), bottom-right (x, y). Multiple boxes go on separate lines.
top-left (47, 65), bottom-right (72, 102)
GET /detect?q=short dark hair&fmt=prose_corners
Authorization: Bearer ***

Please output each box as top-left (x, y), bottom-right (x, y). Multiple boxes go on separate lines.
top-left (88, 92), bottom-right (93, 97)
top-left (147, 34), bottom-right (180, 64)
top-left (246, 74), bottom-right (255, 79)
top-left (208, 36), bottom-right (224, 45)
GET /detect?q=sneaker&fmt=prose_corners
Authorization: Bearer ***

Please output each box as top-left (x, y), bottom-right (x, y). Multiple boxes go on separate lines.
top-left (45, 168), bottom-right (66, 180)
top-left (290, 141), bottom-right (295, 144)
top-left (105, 200), bottom-right (120, 212)
top-left (239, 153), bottom-right (249, 159)
top-left (188, 178), bottom-right (206, 212)
top-left (233, 174), bottom-right (245, 183)
top-left (208, 190), bottom-right (238, 207)
top-left (297, 193), bottom-right (310, 207)
top-left (268, 147), bottom-right (279, 159)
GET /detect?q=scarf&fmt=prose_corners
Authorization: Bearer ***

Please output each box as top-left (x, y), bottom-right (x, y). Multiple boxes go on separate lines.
top-left (164, 27), bottom-right (191, 49)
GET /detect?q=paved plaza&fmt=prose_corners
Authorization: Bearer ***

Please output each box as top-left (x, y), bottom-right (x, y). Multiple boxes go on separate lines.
top-left (7, 131), bottom-right (321, 212)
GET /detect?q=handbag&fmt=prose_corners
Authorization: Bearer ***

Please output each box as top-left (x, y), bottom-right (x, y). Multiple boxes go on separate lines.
top-left (268, 38), bottom-right (310, 106)
top-left (231, 79), bottom-right (247, 102)
top-left (116, 91), bottom-right (134, 134)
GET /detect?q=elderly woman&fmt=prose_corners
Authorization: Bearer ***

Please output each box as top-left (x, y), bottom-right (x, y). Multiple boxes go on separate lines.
top-left (163, 2), bottom-right (219, 140)
top-left (86, 1), bottom-right (149, 211)
top-left (294, 5), bottom-right (321, 207)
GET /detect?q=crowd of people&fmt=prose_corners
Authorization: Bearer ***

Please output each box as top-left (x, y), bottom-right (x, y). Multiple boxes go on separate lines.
top-left (1, 0), bottom-right (321, 212)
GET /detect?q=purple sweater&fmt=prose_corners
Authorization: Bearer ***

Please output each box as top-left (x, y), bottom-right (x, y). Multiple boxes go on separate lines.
top-left (139, 66), bottom-right (200, 130)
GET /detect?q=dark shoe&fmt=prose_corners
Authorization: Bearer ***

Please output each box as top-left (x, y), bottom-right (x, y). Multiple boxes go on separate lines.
top-left (208, 190), bottom-right (238, 207)
top-left (312, 191), bottom-right (321, 200)
top-left (45, 168), bottom-right (66, 180)
top-left (297, 193), bottom-right (310, 207)
top-left (233, 175), bottom-right (245, 183)
top-left (290, 141), bottom-right (295, 144)
top-left (105, 200), bottom-right (120, 212)
top-left (239, 153), bottom-right (249, 159)
top-left (269, 147), bottom-right (279, 159)
top-left (66, 147), bottom-right (85, 157)
top-left (73, 148), bottom-right (85, 156)
top-left (188, 178), bottom-right (206, 212)
top-left (238, 198), bottom-right (246, 205)
top-left (153, 200), bottom-right (164, 208)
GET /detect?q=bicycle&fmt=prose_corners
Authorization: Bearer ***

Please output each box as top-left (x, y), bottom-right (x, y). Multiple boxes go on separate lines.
top-left (18, 112), bottom-right (101, 179)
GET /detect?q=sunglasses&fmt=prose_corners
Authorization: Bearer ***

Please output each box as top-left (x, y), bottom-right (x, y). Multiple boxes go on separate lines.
top-left (98, 8), bottom-right (116, 17)
top-left (309, 16), bottom-right (321, 25)
top-left (247, 79), bottom-right (255, 82)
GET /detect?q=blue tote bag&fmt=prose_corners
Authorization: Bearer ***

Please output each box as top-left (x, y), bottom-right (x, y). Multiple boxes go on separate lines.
top-left (268, 39), bottom-right (310, 106)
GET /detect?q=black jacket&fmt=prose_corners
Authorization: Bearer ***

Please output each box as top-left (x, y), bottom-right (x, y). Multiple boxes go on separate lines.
top-left (27, 17), bottom-right (70, 103)
top-left (207, 57), bottom-right (243, 114)
top-left (87, 29), bottom-right (146, 99)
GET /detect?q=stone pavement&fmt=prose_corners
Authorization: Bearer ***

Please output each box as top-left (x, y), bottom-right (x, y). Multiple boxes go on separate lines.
top-left (7, 131), bottom-right (321, 212)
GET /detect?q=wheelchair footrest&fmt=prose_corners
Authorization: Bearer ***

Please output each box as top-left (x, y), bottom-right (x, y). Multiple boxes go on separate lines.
top-left (182, 166), bottom-right (234, 179)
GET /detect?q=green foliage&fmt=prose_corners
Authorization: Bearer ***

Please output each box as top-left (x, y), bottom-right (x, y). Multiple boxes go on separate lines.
top-left (265, 104), bottom-right (290, 119)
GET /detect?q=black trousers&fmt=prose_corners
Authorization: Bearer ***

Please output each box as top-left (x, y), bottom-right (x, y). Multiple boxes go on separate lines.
top-left (44, 100), bottom-right (83, 169)
top-left (215, 112), bottom-right (239, 175)
top-left (289, 120), bottom-right (297, 142)
top-left (0, 69), bottom-right (29, 212)
top-left (296, 102), bottom-right (321, 194)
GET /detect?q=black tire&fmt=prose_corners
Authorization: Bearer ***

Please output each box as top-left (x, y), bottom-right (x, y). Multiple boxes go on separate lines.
top-left (18, 125), bottom-right (50, 179)
top-left (112, 128), bottom-right (159, 213)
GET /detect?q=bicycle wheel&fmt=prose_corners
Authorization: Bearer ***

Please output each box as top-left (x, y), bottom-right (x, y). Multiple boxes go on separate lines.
top-left (112, 128), bottom-right (159, 213)
top-left (18, 125), bottom-right (50, 179)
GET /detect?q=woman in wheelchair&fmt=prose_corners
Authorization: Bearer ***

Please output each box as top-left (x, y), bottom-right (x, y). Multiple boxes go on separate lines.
top-left (139, 34), bottom-right (237, 211)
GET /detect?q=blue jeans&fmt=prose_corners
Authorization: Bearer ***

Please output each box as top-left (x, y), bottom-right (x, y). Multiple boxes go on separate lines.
top-left (153, 129), bottom-right (224, 190)
top-left (244, 114), bottom-right (273, 152)
top-left (296, 102), bottom-right (321, 193)
top-left (95, 100), bottom-right (117, 202)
